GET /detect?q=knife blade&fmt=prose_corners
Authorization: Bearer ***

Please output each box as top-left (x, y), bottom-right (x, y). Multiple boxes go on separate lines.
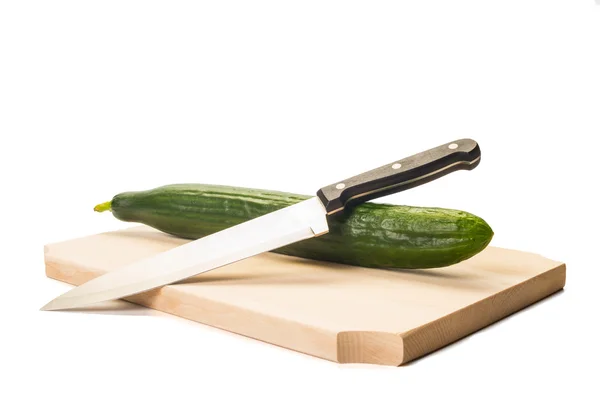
top-left (41, 138), bottom-right (481, 311)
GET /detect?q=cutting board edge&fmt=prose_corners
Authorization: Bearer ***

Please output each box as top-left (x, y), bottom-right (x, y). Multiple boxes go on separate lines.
top-left (397, 262), bottom-right (566, 364)
top-left (45, 257), bottom-right (406, 366)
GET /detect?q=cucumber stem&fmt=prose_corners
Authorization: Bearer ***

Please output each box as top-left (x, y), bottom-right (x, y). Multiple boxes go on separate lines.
top-left (94, 201), bottom-right (112, 212)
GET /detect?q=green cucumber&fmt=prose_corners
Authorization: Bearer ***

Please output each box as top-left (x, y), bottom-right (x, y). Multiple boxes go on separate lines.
top-left (94, 184), bottom-right (493, 269)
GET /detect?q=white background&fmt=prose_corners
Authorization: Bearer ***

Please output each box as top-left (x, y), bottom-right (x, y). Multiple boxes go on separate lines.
top-left (1, 1), bottom-right (599, 399)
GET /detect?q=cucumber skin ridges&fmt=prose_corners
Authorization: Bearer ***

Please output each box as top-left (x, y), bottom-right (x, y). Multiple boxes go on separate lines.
top-left (108, 184), bottom-right (494, 269)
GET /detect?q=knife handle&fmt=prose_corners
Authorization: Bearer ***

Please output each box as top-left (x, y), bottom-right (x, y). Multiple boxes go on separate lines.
top-left (316, 138), bottom-right (481, 215)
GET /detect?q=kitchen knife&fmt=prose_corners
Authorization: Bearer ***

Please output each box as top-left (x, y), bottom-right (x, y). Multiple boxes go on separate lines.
top-left (41, 138), bottom-right (481, 311)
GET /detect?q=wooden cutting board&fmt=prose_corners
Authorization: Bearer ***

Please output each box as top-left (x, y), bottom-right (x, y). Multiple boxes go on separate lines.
top-left (44, 226), bottom-right (565, 366)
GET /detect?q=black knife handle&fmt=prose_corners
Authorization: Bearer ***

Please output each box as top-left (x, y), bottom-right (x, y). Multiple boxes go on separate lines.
top-left (316, 138), bottom-right (481, 215)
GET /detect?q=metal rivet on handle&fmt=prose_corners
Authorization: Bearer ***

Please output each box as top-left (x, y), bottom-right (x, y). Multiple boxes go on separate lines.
top-left (335, 183), bottom-right (346, 190)
top-left (448, 143), bottom-right (458, 149)
top-left (392, 163), bottom-right (402, 170)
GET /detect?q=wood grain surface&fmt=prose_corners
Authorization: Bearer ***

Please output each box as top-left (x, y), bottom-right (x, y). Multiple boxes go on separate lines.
top-left (44, 226), bottom-right (566, 366)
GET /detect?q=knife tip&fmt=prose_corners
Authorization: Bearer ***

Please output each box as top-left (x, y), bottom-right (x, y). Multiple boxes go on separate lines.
top-left (40, 300), bottom-right (59, 311)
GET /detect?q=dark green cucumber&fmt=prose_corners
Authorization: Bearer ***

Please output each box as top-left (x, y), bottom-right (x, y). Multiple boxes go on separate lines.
top-left (94, 184), bottom-right (493, 269)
